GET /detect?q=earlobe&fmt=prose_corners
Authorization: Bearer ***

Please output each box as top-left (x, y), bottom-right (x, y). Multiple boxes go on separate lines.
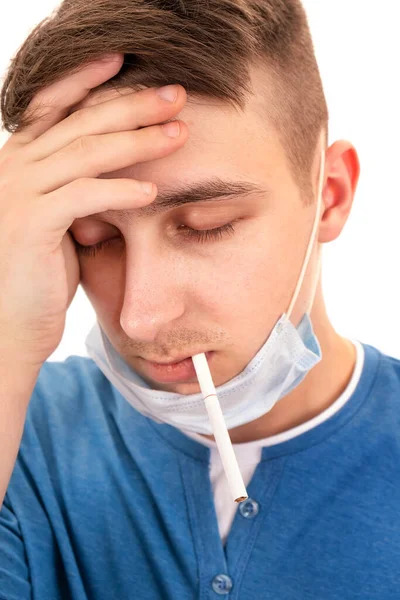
top-left (318, 141), bottom-right (360, 243)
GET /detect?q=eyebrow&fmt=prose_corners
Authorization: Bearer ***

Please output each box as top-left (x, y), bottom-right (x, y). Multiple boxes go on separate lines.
top-left (99, 177), bottom-right (269, 221)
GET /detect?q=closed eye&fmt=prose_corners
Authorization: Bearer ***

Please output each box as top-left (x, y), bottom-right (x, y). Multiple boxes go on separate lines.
top-left (72, 221), bottom-right (237, 258)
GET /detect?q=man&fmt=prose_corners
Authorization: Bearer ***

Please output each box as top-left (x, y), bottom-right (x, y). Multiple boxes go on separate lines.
top-left (0, 0), bottom-right (399, 598)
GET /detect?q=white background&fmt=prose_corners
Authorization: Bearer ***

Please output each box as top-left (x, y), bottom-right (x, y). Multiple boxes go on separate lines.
top-left (1, 1), bottom-right (399, 361)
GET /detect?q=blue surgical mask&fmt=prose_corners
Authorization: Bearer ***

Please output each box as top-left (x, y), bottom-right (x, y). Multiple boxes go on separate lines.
top-left (85, 138), bottom-right (326, 435)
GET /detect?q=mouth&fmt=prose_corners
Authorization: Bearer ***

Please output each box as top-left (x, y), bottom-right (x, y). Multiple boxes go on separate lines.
top-left (139, 351), bottom-right (214, 384)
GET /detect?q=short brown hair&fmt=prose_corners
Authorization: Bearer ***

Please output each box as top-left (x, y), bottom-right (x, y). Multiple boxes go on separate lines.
top-left (0, 0), bottom-right (328, 201)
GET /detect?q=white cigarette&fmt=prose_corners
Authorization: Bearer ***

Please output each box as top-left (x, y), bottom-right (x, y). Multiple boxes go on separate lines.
top-left (192, 353), bottom-right (248, 504)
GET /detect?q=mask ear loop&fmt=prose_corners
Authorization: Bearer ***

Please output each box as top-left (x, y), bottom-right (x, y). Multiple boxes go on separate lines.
top-left (287, 139), bottom-right (326, 321)
top-left (305, 246), bottom-right (323, 315)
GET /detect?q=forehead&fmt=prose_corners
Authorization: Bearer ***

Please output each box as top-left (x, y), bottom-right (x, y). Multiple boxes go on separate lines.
top-left (69, 73), bottom-right (286, 191)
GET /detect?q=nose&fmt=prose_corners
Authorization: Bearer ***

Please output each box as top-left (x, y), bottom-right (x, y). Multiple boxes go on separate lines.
top-left (119, 247), bottom-right (186, 343)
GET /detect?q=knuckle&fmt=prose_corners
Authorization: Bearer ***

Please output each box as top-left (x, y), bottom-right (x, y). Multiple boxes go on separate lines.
top-left (0, 153), bottom-right (15, 180)
top-left (67, 177), bottom-right (91, 194)
top-left (65, 108), bottom-right (85, 128)
top-left (71, 135), bottom-right (95, 155)
top-left (0, 147), bottom-right (24, 175)
top-left (0, 158), bottom-right (28, 204)
top-left (126, 130), bottom-right (138, 149)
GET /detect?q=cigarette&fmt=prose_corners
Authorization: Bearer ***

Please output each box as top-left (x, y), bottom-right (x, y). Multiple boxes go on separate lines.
top-left (192, 353), bottom-right (248, 504)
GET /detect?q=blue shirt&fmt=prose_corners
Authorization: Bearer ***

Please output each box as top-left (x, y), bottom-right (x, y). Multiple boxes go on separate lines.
top-left (1, 343), bottom-right (400, 599)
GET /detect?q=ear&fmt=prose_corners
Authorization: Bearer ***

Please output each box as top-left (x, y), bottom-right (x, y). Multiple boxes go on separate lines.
top-left (318, 140), bottom-right (360, 243)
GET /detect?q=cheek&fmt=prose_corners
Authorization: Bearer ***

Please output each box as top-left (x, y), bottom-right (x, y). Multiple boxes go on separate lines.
top-left (80, 257), bottom-right (125, 323)
top-left (202, 222), bottom-right (307, 328)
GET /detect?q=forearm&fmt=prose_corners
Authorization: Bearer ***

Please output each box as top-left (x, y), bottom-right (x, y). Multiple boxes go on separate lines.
top-left (0, 362), bottom-right (40, 507)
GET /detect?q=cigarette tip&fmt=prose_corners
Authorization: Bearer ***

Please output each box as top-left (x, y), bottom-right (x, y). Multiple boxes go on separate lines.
top-left (235, 496), bottom-right (248, 504)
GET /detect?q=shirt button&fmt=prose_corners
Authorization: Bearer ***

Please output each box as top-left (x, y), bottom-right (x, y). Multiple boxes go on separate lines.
top-left (212, 574), bottom-right (233, 595)
top-left (239, 497), bottom-right (259, 519)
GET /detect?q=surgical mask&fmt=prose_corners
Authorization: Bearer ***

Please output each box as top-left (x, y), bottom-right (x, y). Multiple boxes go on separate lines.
top-left (85, 137), bottom-right (326, 435)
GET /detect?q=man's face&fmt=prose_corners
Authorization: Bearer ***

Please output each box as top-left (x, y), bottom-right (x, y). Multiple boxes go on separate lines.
top-left (70, 77), bottom-right (321, 395)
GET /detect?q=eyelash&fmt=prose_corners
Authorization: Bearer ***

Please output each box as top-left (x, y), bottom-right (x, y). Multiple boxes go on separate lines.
top-left (73, 222), bottom-right (237, 258)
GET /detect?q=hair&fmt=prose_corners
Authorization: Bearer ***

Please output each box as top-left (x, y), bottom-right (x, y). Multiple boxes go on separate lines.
top-left (0, 0), bottom-right (328, 202)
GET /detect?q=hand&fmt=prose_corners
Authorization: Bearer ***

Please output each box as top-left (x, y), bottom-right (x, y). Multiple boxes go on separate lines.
top-left (0, 54), bottom-right (188, 368)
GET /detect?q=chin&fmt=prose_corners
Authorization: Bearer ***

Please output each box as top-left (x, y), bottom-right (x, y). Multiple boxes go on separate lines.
top-left (152, 379), bottom-right (202, 396)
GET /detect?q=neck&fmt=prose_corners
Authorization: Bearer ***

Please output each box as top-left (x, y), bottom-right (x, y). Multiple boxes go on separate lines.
top-left (200, 283), bottom-right (357, 444)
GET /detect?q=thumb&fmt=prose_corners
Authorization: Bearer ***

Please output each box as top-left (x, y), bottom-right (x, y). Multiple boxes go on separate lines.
top-left (62, 232), bottom-right (80, 309)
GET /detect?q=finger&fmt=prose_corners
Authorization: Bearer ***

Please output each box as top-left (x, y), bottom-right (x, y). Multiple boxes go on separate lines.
top-left (61, 231), bottom-right (81, 308)
top-left (37, 177), bottom-right (158, 238)
top-left (24, 84), bottom-right (187, 162)
top-left (33, 120), bottom-right (188, 194)
top-left (2, 54), bottom-right (124, 151)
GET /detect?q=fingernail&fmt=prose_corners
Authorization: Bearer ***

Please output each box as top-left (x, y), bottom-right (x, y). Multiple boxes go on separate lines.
top-left (157, 85), bottom-right (178, 102)
top-left (140, 182), bottom-right (153, 195)
top-left (98, 53), bottom-right (121, 62)
top-left (162, 121), bottom-right (181, 138)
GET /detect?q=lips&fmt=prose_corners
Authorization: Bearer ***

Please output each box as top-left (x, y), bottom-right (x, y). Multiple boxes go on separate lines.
top-left (143, 355), bottom-right (192, 366)
top-left (139, 351), bottom-right (214, 384)
top-left (142, 350), bottom-right (213, 366)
